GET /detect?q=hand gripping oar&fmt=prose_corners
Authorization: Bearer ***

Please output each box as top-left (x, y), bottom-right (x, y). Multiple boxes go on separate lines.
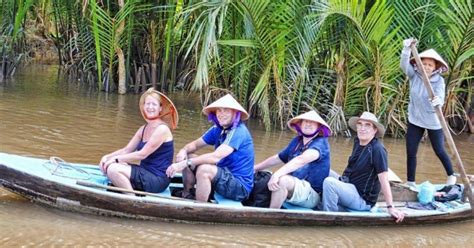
top-left (410, 43), bottom-right (473, 211)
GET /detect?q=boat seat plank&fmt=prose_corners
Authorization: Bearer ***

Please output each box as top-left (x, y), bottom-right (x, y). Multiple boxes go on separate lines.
top-left (214, 192), bottom-right (243, 207)
top-left (282, 202), bottom-right (313, 211)
top-left (347, 208), bottom-right (373, 213)
top-left (156, 187), bottom-right (171, 197)
top-left (282, 202), bottom-right (376, 213)
top-left (147, 183), bottom-right (182, 197)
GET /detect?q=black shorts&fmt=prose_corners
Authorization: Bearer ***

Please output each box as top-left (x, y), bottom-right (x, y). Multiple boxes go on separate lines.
top-left (130, 165), bottom-right (170, 193)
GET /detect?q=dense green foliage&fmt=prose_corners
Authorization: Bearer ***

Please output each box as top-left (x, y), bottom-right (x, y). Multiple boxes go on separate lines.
top-left (1, 0), bottom-right (472, 136)
top-left (0, 0), bottom-right (34, 79)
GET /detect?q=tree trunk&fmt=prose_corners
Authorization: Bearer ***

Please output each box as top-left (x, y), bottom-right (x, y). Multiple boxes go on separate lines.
top-left (135, 67), bottom-right (142, 94)
top-left (116, 0), bottom-right (126, 94)
top-left (160, 59), bottom-right (167, 92)
top-left (141, 67), bottom-right (147, 92)
top-left (117, 47), bottom-right (126, 94)
top-left (468, 110), bottom-right (474, 133)
top-left (151, 63), bottom-right (157, 89)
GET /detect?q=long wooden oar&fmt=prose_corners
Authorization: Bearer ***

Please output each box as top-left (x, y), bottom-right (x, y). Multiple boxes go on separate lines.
top-left (76, 180), bottom-right (198, 203)
top-left (410, 44), bottom-right (473, 210)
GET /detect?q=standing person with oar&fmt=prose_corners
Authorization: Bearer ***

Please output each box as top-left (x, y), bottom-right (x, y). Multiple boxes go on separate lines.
top-left (400, 38), bottom-right (456, 188)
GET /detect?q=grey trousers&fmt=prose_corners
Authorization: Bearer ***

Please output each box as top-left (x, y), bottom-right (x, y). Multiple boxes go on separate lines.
top-left (322, 177), bottom-right (372, 212)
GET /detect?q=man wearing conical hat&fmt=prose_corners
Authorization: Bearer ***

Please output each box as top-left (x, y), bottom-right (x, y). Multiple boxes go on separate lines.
top-left (254, 110), bottom-right (331, 209)
top-left (401, 38), bottom-right (455, 187)
top-left (100, 87), bottom-right (178, 194)
top-left (321, 112), bottom-right (405, 223)
top-left (166, 94), bottom-right (254, 202)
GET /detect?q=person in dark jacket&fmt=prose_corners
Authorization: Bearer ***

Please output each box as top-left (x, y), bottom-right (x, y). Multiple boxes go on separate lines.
top-left (321, 112), bottom-right (405, 223)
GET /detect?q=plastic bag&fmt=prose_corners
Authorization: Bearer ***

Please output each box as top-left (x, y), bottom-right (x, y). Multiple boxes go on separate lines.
top-left (418, 181), bottom-right (435, 204)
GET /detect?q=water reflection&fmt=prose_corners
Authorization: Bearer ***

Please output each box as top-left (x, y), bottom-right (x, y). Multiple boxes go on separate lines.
top-left (0, 65), bottom-right (473, 246)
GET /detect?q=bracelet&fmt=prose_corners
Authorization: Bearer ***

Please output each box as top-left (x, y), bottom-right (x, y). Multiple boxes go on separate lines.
top-left (387, 205), bottom-right (393, 209)
top-left (186, 158), bottom-right (193, 168)
top-left (186, 159), bottom-right (196, 173)
top-left (115, 158), bottom-right (119, 163)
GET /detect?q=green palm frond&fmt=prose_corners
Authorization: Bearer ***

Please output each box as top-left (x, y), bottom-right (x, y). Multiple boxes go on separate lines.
top-left (435, 0), bottom-right (473, 70)
top-left (249, 60), bottom-right (273, 128)
top-left (434, 0), bottom-right (473, 131)
top-left (246, 0), bottom-right (313, 128)
top-left (181, 0), bottom-right (230, 92)
top-left (310, 0), bottom-right (405, 134)
top-left (12, 0), bottom-right (34, 41)
top-left (88, 0), bottom-right (144, 91)
top-left (8, 0), bottom-right (472, 135)
top-left (389, 0), bottom-right (441, 46)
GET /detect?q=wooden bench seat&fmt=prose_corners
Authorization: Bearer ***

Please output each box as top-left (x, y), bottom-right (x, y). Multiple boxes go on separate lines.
top-left (213, 192), bottom-right (243, 207)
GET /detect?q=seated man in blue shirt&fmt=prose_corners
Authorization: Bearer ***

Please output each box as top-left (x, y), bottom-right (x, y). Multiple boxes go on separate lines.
top-left (166, 94), bottom-right (254, 202)
top-left (322, 112), bottom-right (405, 223)
top-left (254, 110), bottom-right (331, 209)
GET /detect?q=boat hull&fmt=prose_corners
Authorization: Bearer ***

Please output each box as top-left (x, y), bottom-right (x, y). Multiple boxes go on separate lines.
top-left (0, 153), bottom-right (472, 226)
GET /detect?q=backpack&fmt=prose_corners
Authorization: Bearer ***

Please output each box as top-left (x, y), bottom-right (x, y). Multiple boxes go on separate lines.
top-left (242, 171), bottom-right (272, 208)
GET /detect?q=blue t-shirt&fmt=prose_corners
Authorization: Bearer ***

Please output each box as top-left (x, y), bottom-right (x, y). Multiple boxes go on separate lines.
top-left (201, 123), bottom-right (255, 193)
top-left (278, 136), bottom-right (330, 193)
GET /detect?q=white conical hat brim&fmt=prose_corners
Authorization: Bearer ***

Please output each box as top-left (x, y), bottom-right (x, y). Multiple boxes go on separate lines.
top-left (410, 49), bottom-right (449, 73)
top-left (287, 110), bottom-right (331, 133)
top-left (202, 94), bottom-right (249, 120)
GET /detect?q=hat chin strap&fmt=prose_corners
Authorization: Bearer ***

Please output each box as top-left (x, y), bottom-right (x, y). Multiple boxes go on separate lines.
top-left (291, 123), bottom-right (331, 138)
top-left (208, 111), bottom-right (241, 129)
top-left (291, 124), bottom-right (319, 138)
top-left (144, 113), bottom-right (160, 120)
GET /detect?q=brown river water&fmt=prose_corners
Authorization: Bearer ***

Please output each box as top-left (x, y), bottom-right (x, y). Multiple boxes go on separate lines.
top-left (0, 65), bottom-right (472, 246)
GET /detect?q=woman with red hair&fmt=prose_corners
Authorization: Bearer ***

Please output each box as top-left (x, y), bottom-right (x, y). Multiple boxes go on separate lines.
top-left (99, 88), bottom-right (178, 194)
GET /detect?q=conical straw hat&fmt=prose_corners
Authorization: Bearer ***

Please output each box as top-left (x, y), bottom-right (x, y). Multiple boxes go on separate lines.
top-left (202, 94), bottom-right (249, 120)
top-left (287, 110), bottom-right (331, 133)
top-left (140, 89), bottom-right (179, 130)
top-left (348, 111), bottom-right (385, 138)
top-left (410, 49), bottom-right (449, 73)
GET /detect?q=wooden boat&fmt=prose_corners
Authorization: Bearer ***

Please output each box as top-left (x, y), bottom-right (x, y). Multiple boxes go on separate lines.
top-left (0, 152), bottom-right (472, 226)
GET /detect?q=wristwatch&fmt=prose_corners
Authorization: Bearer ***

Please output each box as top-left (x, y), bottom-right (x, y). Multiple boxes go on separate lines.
top-left (387, 205), bottom-right (394, 209)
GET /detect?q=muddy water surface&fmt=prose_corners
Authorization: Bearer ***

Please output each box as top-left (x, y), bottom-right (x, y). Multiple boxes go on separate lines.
top-left (0, 65), bottom-right (472, 247)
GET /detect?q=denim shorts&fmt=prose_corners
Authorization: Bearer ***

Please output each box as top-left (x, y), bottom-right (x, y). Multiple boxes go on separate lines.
top-left (212, 167), bottom-right (249, 201)
top-left (131, 165), bottom-right (170, 193)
